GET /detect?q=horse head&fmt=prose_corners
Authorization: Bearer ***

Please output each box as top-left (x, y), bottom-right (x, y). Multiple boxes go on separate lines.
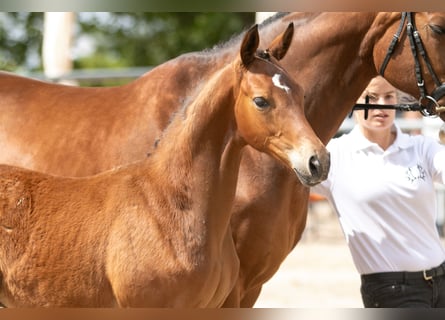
top-left (234, 23), bottom-right (330, 187)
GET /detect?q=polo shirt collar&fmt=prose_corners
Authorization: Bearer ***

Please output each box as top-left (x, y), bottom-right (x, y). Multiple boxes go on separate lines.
top-left (348, 124), bottom-right (413, 152)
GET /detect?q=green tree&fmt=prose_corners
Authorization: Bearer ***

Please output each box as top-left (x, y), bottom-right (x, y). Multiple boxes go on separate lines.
top-left (0, 12), bottom-right (43, 71)
top-left (0, 12), bottom-right (255, 72)
top-left (75, 13), bottom-right (254, 69)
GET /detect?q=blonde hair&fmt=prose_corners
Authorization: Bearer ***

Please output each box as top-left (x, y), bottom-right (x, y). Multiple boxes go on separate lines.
top-left (361, 76), bottom-right (416, 104)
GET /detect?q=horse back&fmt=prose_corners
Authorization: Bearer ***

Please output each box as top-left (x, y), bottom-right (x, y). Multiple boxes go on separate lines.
top-left (0, 71), bottom-right (155, 175)
top-left (0, 51), bottom-right (233, 177)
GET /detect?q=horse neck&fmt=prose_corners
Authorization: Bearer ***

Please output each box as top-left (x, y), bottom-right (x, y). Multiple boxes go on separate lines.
top-left (150, 62), bottom-right (243, 242)
top-left (133, 44), bottom-right (240, 101)
top-left (265, 12), bottom-right (391, 144)
top-left (124, 48), bottom-right (240, 146)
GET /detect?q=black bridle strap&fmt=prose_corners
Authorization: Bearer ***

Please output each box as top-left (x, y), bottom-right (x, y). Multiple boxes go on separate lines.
top-left (379, 12), bottom-right (429, 98)
top-left (406, 13), bottom-right (445, 115)
top-left (379, 12), bottom-right (445, 116)
top-left (406, 13), bottom-right (428, 99)
top-left (408, 13), bottom-right (442, 88)
top-left (379, 12), bottom-right (408, 76)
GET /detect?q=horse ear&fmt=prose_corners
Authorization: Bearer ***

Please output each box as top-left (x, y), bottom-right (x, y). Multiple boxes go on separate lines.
top-left (267, 22), bottom-right (294, 61)
top-left (240, 24), bottom-right (260, 67)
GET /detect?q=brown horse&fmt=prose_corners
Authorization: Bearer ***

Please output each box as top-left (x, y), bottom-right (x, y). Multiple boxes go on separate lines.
top-left (0, 24), bottom-right (329, 307)
top-left (1, 12), bottom-right (445, 307)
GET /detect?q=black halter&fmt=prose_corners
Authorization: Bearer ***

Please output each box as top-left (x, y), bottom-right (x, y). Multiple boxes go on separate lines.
top-left (352, 13), bottom-right (445, 118)
top-left (379, 12), bottom-right (445, 116)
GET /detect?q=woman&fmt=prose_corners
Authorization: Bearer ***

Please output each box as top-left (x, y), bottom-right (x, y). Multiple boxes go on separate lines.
top-left (312, 76), bottom-right (445, 308)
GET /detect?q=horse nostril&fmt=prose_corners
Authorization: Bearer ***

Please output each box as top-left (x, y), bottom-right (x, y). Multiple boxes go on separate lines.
top-left (309, 155), bottom-right (321, 177)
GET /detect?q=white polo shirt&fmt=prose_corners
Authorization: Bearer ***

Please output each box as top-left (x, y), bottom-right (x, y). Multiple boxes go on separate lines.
top-left (313, 124), bottom-right (445, 275)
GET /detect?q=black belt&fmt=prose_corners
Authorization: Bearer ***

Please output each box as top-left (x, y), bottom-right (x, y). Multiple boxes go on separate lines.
top-left (361, 262), bottom-right (445, 282)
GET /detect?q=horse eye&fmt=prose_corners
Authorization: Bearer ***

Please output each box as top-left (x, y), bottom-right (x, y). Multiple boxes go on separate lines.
top-left (253, 97), bottom-right (270, 109)
top-left (430, 24), bottom-right (445, 35)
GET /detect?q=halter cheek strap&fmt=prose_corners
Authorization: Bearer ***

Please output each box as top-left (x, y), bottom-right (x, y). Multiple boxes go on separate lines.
top-left (379, 12), bottom-right (445, 116)
top-left (379, 12), bottom-right (408, 77)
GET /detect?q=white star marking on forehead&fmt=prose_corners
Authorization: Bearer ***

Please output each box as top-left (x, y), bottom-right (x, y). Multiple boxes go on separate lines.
top-left (272, 73), bottom-right (291, 94)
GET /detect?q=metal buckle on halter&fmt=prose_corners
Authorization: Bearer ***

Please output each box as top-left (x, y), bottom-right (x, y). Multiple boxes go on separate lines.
top-left (423, 269), bottom-right (433, 281)
top-left (428, 96), bottom-right (445, 114)
top-left (419, 95), bottom-right (443, 116)
top-left (435, 105), bottom-right (445, 114)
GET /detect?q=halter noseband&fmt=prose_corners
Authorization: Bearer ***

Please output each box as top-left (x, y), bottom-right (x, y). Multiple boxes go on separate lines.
top-left (379, 12), bottom-right (445, 116)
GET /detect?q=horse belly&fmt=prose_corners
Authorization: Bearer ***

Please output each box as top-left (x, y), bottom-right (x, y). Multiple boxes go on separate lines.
top-left (0, 264), bottom-right (116, 307)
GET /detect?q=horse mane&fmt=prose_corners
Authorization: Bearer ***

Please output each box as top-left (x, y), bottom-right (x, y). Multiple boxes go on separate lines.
top-left (205, 33), bottom-right (244, 53)
top-left (205, 12), bottom-right (292, 54)
top-left (152, 64), bottom-right (232, 158)
top-left (148, 12), bottom-right (318, 156)
top-left (149, 13), bottom-right (296, 154)
top-left (258, 12), bottom-right (290, 27)
top-left (160, 47), bottom-right (287, 146)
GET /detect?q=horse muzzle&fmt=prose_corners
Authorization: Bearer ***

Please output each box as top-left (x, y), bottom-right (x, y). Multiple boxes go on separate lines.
top-left (291, 150), bottom-right (330, 187)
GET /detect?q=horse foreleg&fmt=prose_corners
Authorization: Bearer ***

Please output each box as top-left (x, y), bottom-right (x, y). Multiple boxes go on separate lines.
top-left (221, 282), bottom-right (263, 308)
top-left (221, 282), bottom-right (241, 307)
top-left (239, 285), bottom-right (263, 308)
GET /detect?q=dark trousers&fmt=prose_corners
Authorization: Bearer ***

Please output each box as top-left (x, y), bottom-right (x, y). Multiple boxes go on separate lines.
top-left (360, 262), bottom-right (445, 308)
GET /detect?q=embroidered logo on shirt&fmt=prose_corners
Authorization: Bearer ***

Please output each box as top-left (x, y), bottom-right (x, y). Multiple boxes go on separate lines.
top-left (405, 164), bottom-right (426, 182)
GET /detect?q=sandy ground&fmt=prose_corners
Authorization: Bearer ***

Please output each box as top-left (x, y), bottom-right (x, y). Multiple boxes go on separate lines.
top-left (253, 200), bottom-right (363, 308)
top-left (254, 199), bottom-right (445, 308)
